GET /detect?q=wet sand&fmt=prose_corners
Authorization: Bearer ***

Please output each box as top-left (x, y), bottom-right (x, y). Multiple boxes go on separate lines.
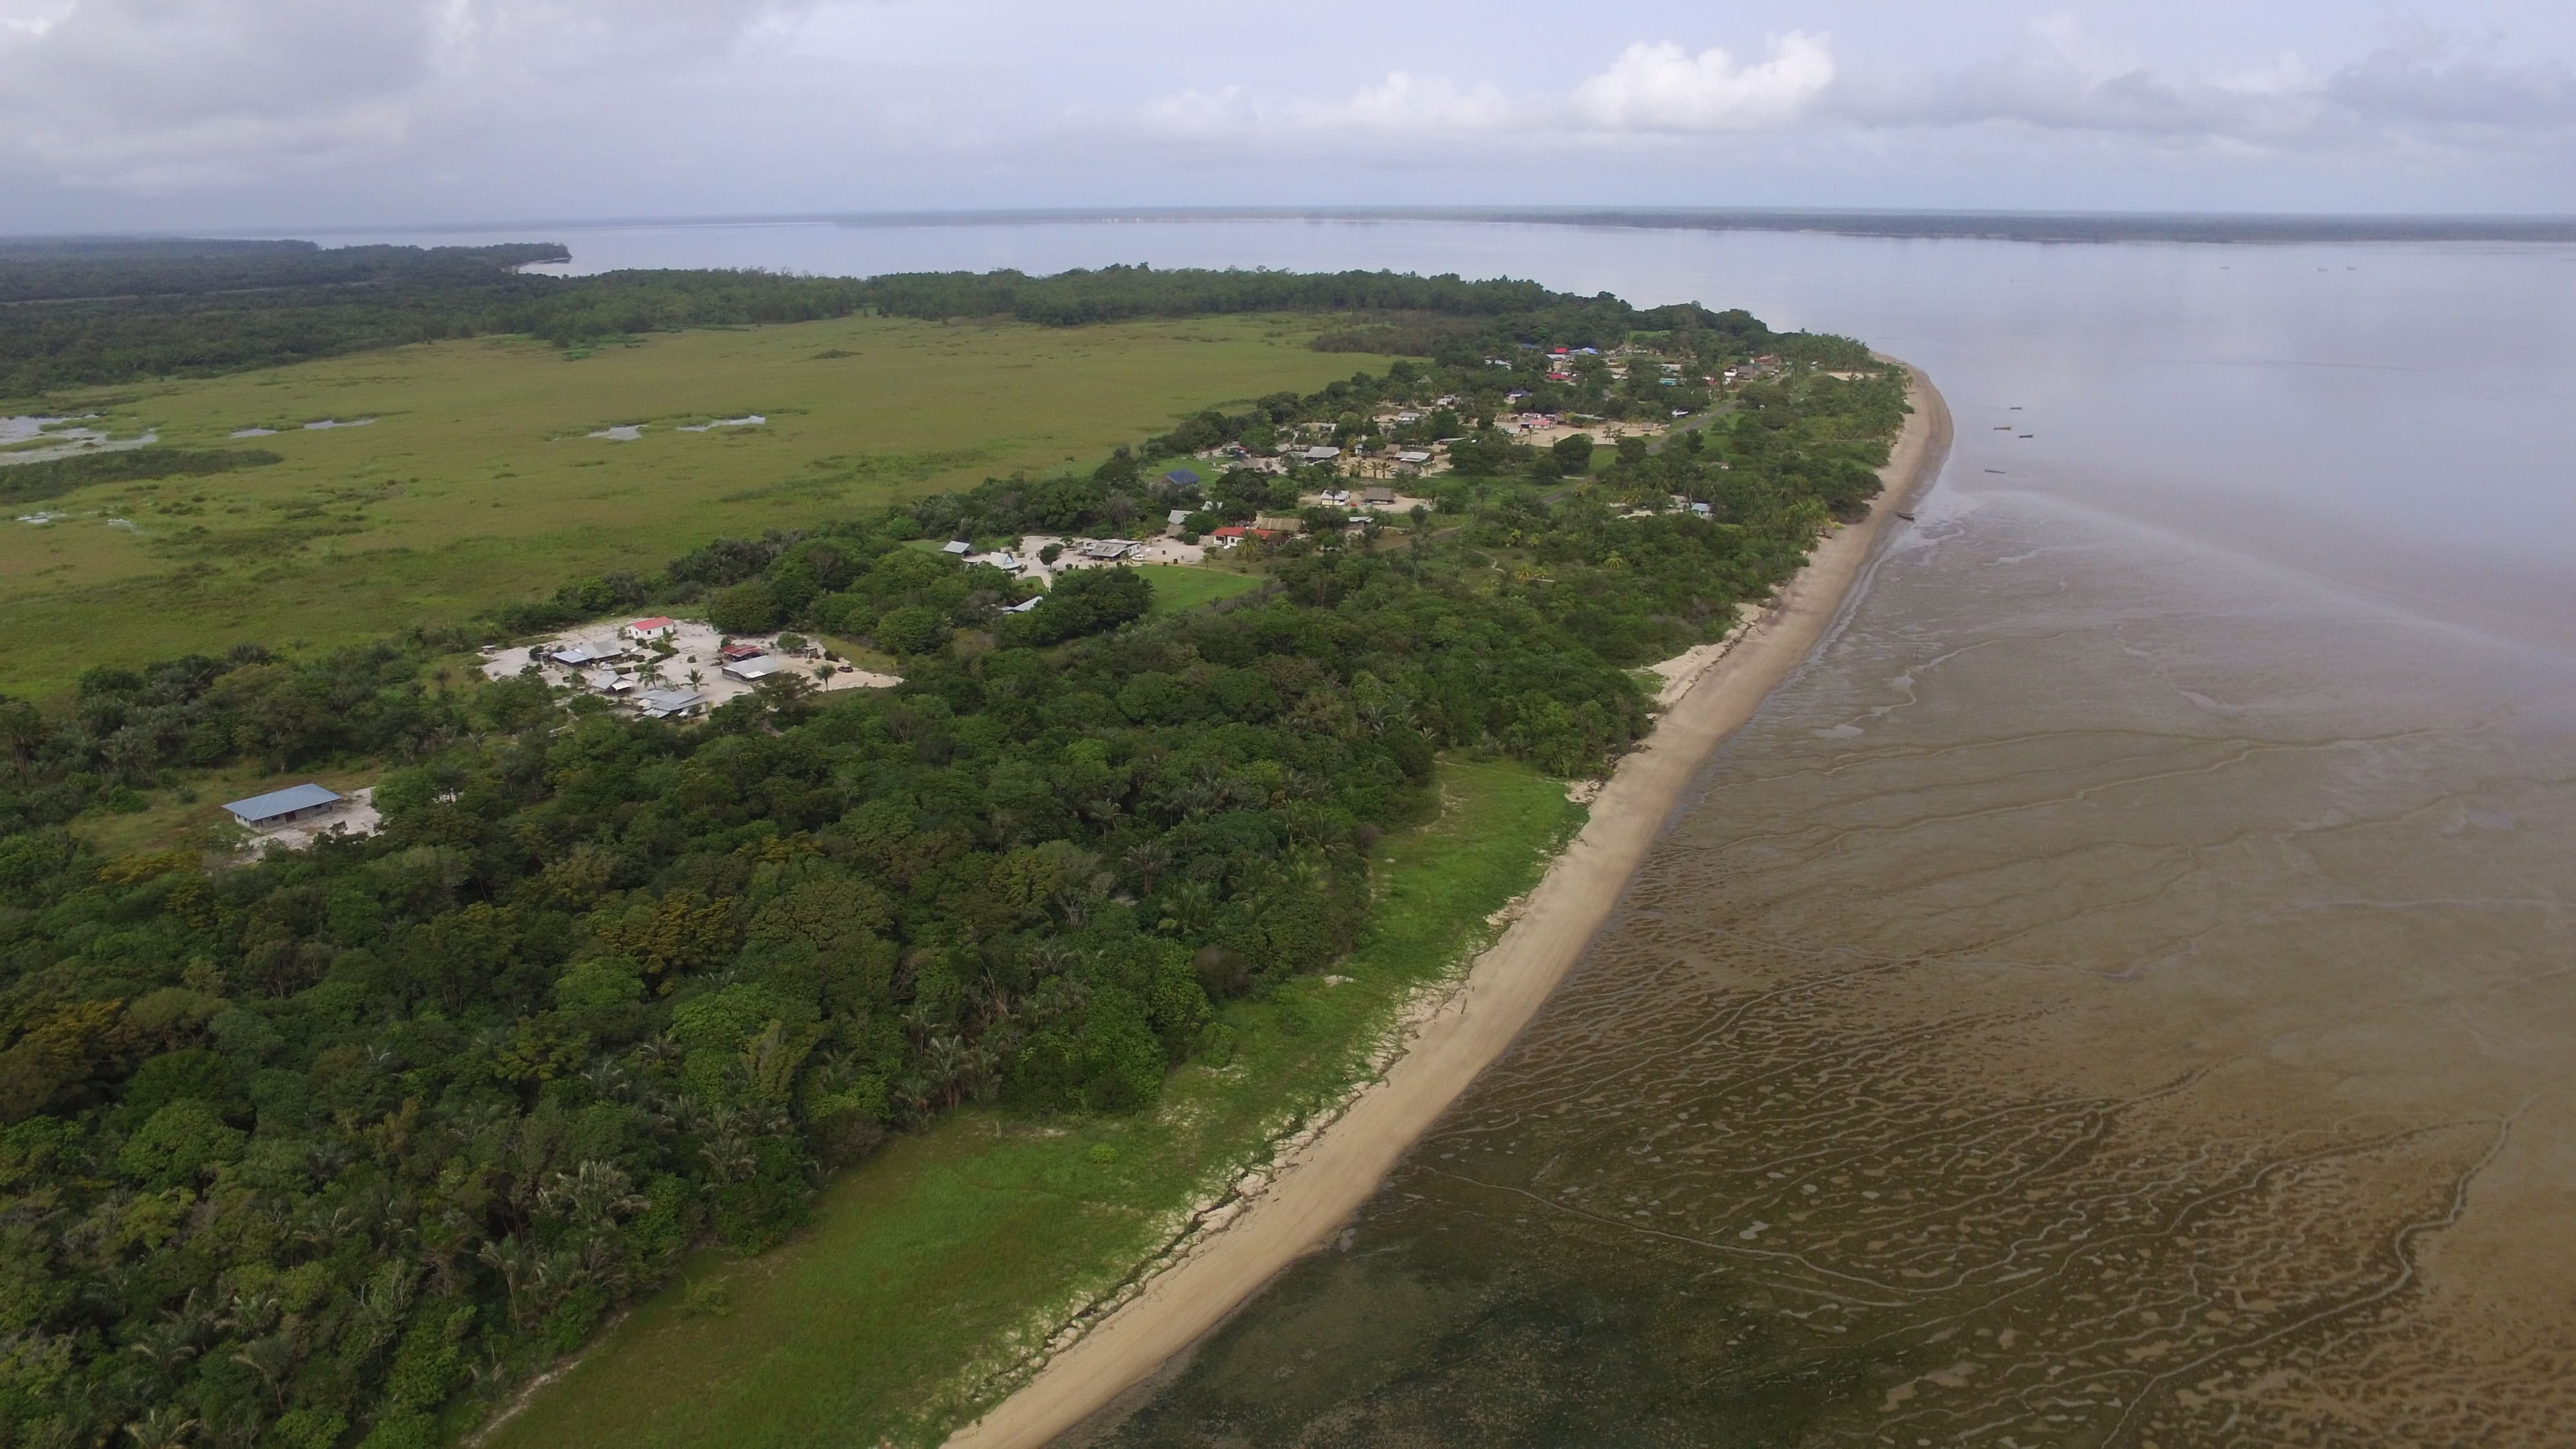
top-left (944, 370), bottom-right (1954, 1449)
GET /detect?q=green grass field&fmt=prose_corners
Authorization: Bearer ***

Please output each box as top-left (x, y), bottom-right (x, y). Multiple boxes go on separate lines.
top-left (481, 758), bottom-right (1584, 1449)
top-left (0, 314), bottom-right (1387, 697)
top-left (1136, 562), bottom-right (1265, 616)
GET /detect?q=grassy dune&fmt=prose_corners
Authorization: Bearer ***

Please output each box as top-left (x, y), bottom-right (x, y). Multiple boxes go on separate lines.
top-left (0, 314), bottom-right (1386, 696)
top-left (481, 759), bottom-right (1584, 1449)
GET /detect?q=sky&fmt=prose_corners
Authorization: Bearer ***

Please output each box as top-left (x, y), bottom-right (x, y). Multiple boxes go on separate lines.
top-left (3, 0), bottom-right (2573, 234)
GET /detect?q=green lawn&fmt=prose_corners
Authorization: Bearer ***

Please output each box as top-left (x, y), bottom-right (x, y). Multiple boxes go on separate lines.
top-left (1137, 563), bottom-right (1264, 616)
top-left (481, 758), bottom-right (1584, 1449)
top-left (0, 315), bottom-right (1388, 697)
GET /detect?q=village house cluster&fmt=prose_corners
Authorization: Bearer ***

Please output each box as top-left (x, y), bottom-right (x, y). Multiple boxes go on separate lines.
top-left (480, 615), bottom-right (897, 721)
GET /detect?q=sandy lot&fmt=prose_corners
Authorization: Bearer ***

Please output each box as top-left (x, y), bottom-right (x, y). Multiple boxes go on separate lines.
top-left (481, 619), bottom-right (898, 711)
top-left (943, 365), bottom-right (1955, 1449)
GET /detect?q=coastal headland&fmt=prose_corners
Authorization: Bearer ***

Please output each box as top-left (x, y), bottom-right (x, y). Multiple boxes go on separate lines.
top-left (947, 365), bottom-right (1956, 1448)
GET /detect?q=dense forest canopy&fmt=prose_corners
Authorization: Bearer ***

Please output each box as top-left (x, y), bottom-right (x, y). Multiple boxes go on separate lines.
top-left (1, 238), bottom-right (1820, 397)
top-left (0, 255), bottom-right (1906, 1446)
top-left (0, 242), bottom-right (573, 306)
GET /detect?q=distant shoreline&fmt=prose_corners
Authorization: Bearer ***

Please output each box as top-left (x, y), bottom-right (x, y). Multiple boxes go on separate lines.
top-left (945, 365), bottom-right (1957, 1449)
top-left (39, 207), bottom-right (2573, 249)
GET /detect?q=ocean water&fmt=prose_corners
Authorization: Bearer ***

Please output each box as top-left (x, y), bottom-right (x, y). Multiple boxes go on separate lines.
top-left (330, 217), bottom-right (2576, 1442)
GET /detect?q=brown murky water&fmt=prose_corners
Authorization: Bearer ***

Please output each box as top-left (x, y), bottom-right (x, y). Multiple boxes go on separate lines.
top-left (1086, 489), bottom-right (2576, 1445)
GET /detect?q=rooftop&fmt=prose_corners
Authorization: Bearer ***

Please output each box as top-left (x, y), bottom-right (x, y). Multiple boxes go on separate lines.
top-left (225, 782), bottom-right (343, 822)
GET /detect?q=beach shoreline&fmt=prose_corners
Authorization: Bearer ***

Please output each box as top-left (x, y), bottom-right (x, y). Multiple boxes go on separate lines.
top-left (945, 364), bottom-right (1955, 1449)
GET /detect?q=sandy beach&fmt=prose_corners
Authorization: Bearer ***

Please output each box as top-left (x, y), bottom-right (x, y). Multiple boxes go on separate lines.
top-left (946, 365), bottom-right (1955, 1449)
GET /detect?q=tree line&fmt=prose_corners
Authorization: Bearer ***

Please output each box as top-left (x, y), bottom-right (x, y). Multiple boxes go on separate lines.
top-left (2, 240), bottom-right (1806, 398)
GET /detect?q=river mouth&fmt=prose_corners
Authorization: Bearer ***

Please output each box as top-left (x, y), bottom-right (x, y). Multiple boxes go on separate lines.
top-left (1087, 488), bottom-right (2576, 1446)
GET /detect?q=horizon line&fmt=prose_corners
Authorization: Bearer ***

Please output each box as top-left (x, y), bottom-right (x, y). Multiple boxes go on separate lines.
top-left (10, 205), bottom-right (2576, 247)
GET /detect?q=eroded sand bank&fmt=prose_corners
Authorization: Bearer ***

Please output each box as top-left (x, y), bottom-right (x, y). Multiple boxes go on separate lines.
top-left (946, 367), bottom-right (1955, 1449)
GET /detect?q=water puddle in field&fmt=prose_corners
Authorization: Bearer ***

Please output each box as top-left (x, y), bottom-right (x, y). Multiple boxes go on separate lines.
top-left (301, 417), bottom-right (375, 430)
top-left (588, 424), bottom-right (645, 441)
top-left (0, 415), bottom-right (156, 465)
top-left (678, 414), bottom-right (766, 431)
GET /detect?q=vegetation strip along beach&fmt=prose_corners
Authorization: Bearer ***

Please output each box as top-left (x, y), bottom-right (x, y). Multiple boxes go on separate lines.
top-left (947, 366), bottom-right (1953, 1448)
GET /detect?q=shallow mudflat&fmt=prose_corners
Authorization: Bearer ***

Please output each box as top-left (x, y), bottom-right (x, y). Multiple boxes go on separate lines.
top-left (1092, 493), bottom-right (2576, 1446)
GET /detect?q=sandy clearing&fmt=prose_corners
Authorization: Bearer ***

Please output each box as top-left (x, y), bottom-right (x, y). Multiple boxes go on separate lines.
top-left (945, 365), bottom-right (1953, 1449)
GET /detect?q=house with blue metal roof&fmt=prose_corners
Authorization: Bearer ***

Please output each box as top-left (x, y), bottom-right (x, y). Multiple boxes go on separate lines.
top-left (224, 783), bottom-right (344, 830)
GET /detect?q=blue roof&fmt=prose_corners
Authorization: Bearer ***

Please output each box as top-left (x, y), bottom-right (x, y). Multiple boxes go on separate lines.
top-left (225, 782), bottom-right (342, 821)
top-left (1164, 468), bottom-right (1200, 484)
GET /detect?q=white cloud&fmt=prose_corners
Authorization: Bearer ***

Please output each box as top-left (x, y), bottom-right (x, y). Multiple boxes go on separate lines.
top-left (0, 0), bottom-right (815, 190)
top-left (1117, 17), bottom-right (2576, 167)
top-left (1571, 34), bottom-right (1835, 132)
top-left (1124, 33), bottom-right (1835, 151)
top-left (1827, 17), bottom-right (2576, 152)
top-left (1, 2), bottom-right (2571, 223)
top-left (1136, 71), bottom-right (1512, 141)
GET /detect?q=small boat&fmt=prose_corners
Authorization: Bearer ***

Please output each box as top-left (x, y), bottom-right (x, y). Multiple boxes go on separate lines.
top-left (1994, 424), bottom-right (2012, 430)
top-left (1984, 468), bottom-right (2006, 475)
top-left (1894, 510), bottom-right (1917, 521)
top-left (2018, 433), bottom-right (2033, 439)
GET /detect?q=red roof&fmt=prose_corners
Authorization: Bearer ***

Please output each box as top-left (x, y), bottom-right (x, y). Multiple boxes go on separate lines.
top-left (1212, 526), bottom-right (1280, 540)
top-left (628, 616), bottom-right (676, 630)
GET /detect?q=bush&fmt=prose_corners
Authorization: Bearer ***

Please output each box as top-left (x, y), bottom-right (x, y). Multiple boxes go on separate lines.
top-left (997, 567), bottom-right (1151, 647)
top-left (707, 580), bottom-right (781, 635)
top-left (873, 604), bottom-right (947, 655)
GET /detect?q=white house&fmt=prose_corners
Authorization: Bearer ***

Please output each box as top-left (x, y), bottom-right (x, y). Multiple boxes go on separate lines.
top-left (622, 617), bottom-right (677, 643)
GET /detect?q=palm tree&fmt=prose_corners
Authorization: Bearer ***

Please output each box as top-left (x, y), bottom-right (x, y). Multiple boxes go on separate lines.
top-left (123, 1406), bottom-right (200, 1448)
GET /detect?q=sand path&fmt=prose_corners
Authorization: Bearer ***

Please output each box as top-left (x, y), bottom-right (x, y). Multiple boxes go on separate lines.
top-left (947, 365), bottom-right (1953, 1449)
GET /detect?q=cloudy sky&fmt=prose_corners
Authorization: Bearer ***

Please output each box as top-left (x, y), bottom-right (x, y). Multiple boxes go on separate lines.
top-left (4, 0), bottom-right (2573, 232)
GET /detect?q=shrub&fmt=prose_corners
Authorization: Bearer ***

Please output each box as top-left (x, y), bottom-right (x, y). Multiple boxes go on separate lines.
top-left (707, 580), bottom-right (781, 635)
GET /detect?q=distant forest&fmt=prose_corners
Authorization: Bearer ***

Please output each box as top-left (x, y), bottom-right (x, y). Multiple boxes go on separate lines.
top-left (0, 238), bottom-right (1764, 396)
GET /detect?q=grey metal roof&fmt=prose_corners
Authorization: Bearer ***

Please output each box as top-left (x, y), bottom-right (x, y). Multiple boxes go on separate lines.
top-left (638, 689), bottom-right (705, 714)
top-left (225, 782), bottom-right (342, 822)
top-left (723, 656), bottom-right (784, 680)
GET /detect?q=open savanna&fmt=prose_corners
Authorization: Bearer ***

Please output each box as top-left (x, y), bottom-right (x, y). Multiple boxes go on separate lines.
top-left (0, 313), bottom-right (1390, 697)
top-left (481, 759), bottom-right (1584, 1449)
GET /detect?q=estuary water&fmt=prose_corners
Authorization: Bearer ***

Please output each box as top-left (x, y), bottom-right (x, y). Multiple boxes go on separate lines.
top-left (347, 218), bottom-right (2576, 1442)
